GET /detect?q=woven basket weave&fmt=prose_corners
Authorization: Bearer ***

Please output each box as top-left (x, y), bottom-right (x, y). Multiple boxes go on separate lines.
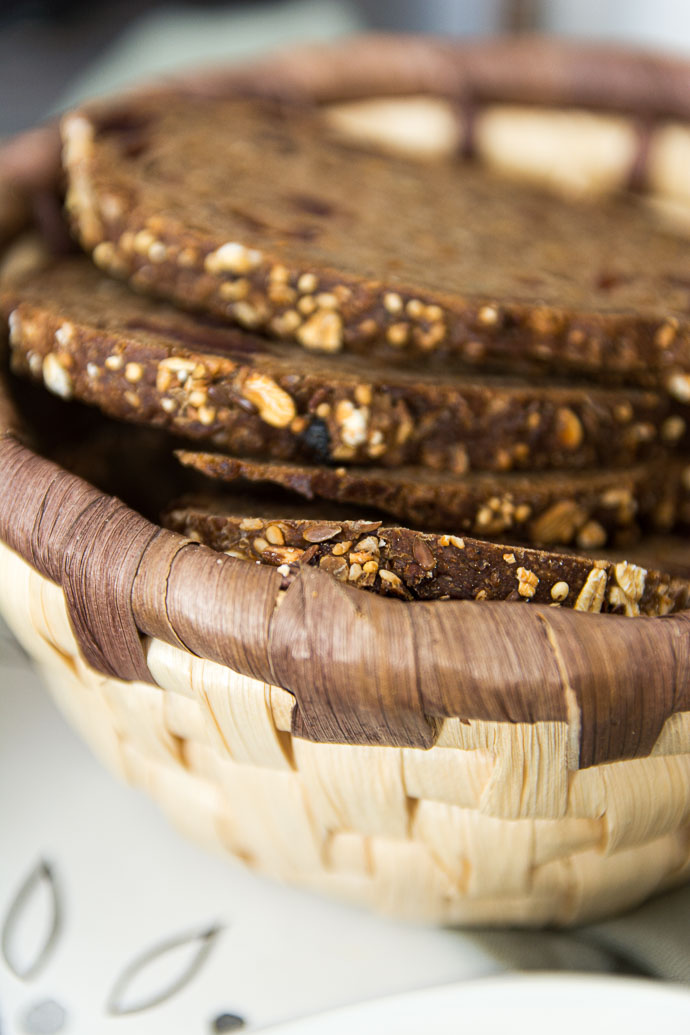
top-left (3, 36), bottom-right (690, 927)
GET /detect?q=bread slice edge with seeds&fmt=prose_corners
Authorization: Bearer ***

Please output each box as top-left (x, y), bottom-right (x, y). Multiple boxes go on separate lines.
top-left (173, 450), bottom-right (690, 550)
top-left (162, 495), bottom-right (690, 617)
top-left (3, 254), bottom-right (685, 474)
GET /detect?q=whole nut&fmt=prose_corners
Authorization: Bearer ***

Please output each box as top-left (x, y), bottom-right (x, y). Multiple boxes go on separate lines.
top-left (242, 372), bottom-right (296, 428)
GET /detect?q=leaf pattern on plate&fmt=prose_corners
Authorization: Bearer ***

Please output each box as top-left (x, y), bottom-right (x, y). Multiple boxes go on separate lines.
top-left (21, 997), bottom-right (67, 1035)
top-left (211, 1013), bottom-right (246, 1033)
top-left (106, 924), bottom-right (222, 1015)
top-left (1, 860), bottom-right (62, 981)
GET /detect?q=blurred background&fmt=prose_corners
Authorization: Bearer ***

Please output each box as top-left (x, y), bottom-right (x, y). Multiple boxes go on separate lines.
top-left (3, 0), bottom-right (690, 134)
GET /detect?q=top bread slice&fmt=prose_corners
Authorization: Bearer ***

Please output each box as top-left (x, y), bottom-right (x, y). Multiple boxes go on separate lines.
top-left (63, 95), bottom-right (690, 393)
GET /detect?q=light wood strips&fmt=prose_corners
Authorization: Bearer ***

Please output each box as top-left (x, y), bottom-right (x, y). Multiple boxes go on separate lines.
top-left (3, 540), bottom-right (690, 925)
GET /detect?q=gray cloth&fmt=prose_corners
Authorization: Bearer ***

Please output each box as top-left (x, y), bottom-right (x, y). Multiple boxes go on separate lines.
top-left (469, 885), bottom-right (690, 983)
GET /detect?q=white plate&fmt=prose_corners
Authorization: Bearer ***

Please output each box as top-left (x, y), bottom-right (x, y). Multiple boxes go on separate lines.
top-left (267, 974), bottom-right (690, 1035)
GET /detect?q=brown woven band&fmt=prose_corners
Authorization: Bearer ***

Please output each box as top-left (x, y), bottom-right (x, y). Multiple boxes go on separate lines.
top-left (71, 36), bottom-right (690, 200)
top-left (3, 36), bottom-right (690, 763)
top-left (161, 34), bottom-right (690, 120)
top-left (2, 432), bottom-right (690, 764)
top-left (3, 34), bottom-right (690, 211)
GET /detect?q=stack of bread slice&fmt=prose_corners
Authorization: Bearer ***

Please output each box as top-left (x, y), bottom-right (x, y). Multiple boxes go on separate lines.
top-left (4, 90), bottom-right (690, 618)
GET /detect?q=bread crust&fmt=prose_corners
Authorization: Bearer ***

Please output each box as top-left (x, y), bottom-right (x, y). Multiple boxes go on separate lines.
top-left (174, 450), bottom-right (690, 549)
top-left (4, 256), bottom-right (684, 473)
top-left (164, 496), bottom-right (690, 616)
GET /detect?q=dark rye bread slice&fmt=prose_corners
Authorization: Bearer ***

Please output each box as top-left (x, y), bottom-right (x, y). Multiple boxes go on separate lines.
top-left (174, 450), bottom-right (690, 549)
top-left (63, 95), bottom-right (690, 394)
top-left (163, 495), bottom-right (690, 617)
top-left (603, 534), bottom-right (690, 578)
top-left (4, 255), bottom-right (684, 473)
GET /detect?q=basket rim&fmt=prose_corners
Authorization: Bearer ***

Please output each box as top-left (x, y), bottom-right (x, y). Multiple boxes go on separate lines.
top-left (2, 33), bottom-right (690, 767)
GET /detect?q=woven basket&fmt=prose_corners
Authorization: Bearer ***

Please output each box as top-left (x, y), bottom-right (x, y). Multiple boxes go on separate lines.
top-left (3, 35), bottom-right (690, 927)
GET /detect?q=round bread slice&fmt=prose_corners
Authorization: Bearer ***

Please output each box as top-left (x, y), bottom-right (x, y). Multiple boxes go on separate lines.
top-left (4, 255), bottom-right (684, 473)
top-left (62, 95), bottom-right (690, 393)
top-left (174, 450), bottom-right (689, 549)
top-left (603, 534), bottom-right (690, 577)
top-left (162, 495), bottom-right (690, 617)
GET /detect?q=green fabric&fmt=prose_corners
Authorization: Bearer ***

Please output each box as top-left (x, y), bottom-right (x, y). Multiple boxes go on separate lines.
top-left (55, 0), bottom-right (363, 110)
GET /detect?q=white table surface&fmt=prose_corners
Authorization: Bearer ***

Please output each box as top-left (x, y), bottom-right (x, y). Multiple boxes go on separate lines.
top-left (0, 617), bottom-right (502, 1034)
